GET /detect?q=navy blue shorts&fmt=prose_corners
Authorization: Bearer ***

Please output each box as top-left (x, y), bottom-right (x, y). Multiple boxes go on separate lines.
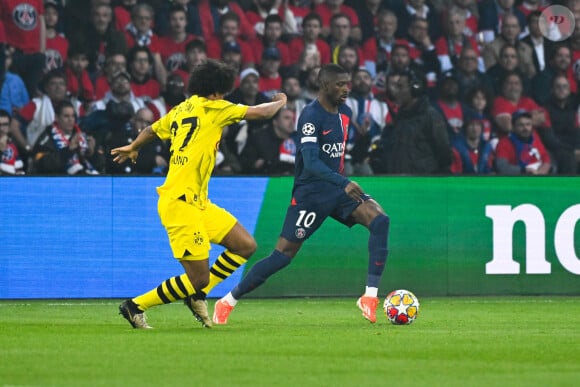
top-left (280, 184), bottom-right (371, 243)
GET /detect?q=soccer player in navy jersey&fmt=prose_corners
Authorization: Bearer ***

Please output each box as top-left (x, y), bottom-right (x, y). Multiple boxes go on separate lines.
top-left (213, 64), bottom-right (391, 324)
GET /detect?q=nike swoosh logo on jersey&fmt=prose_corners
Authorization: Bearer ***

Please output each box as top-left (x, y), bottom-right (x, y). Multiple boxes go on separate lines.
top-left (323, 130), bottom-right (332, 135)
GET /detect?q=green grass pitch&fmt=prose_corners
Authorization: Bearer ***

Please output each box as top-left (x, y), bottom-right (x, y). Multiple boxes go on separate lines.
top-left (1, 297), bottom-right (579, 387)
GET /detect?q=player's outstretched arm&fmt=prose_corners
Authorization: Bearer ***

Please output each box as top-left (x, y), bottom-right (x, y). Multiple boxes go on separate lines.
top-left (111, 126), bottom-right (159, 164)
top-left (245, 93), bottom-right (287, 120)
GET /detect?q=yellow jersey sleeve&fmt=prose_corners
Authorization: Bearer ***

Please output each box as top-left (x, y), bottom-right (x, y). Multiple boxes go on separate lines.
top-left (205, 100), bottom-right (248, 128)
top-left (151, 106), bottom-right (176, 140)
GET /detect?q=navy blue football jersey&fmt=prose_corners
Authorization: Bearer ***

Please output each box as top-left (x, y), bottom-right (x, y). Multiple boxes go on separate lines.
top-left (294, 100), bottom-right (352, 186)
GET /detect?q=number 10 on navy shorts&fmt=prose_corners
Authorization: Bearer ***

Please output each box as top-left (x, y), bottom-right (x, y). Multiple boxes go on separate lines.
top-left (280, 184), bottom-right (370, 243)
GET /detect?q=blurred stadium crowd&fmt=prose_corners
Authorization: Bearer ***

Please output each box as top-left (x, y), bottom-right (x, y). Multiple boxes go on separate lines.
top-left (1, 0), bottom-right (579, 176)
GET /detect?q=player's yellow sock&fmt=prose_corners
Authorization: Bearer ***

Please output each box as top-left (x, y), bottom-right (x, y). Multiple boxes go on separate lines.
top-left (203, 250), bottom-right (248, 295)
top-left (133, 274), bottom-right (194, 311)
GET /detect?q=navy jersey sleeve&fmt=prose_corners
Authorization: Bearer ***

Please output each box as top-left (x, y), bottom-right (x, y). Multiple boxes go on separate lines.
top-left (295, 102), bottom-right (351, 188)
top-left (296, 107), bottom-right (321, 152)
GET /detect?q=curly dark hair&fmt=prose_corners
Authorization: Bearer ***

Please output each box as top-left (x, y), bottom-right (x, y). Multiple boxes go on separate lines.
top-left (188, 59), bottom-right (236, 97)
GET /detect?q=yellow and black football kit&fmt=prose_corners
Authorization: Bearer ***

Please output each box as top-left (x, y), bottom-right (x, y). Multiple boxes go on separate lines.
top-left (152, 96), bottom-right (248, 260)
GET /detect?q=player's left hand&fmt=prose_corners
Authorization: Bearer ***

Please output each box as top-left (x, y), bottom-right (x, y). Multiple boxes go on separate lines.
top-left (345, 181), bottom-right (364, 203)
top-left (111, 145), bottom-right (138, 164)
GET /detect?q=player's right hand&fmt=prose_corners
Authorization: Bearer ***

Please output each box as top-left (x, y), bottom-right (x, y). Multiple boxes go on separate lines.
top-left (345, 181), bottom-right (364, 203)
top-left (111, 145), bottom-right (138, 164)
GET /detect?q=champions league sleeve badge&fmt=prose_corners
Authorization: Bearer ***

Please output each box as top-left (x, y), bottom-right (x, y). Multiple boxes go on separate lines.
top-left (301, 122), bottom-right (316, 136)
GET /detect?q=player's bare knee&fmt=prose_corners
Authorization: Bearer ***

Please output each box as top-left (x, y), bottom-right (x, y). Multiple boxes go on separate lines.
top-left (236, 235), bottom-right (257, 258)
top-left (246, 238), bottom-right (258, 257)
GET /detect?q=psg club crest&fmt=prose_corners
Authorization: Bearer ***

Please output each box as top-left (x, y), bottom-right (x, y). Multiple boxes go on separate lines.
top-left (45, 49), bottom-right (63, 72)
top-left (166, 53), bottom-right (185, 72)
top-left (13, 3), bottom-right (38, 31)
top-left (301, 122), bottom-right (315, 136)
top-left (295, 228), bottom-right (306, 239)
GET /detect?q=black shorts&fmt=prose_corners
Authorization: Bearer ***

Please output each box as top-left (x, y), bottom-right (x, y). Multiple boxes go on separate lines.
top-left (280, 183), bottom-right (371, 243)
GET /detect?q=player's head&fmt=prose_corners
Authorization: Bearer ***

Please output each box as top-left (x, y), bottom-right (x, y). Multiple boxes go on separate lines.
top-left (188, 59), bottom-right (236, 98)
top-left (317, 64), bottom-right (351, 106)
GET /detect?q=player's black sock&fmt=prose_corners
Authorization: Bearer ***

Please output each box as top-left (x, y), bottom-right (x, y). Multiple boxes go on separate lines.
top-left (232, 250), bottom-right (291, 299)
top-left (367, 214), bottom-right (390, 287)
top-left (203, 250), bottom-right (248, 295)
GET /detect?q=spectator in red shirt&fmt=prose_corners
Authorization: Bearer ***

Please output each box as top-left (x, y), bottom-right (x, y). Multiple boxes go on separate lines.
top-left (155, 0), bottom-right (202, 37)
top-left (434, 72), bottom-right (468, 138)
top-left (288, 13), bottom-right (331, 65)
top-left (492, 71), bottom-right (549, 137)
top-left (127, 46), bottom-right (161, 100)
top-left (124, 3), bottom-right (167, 89)
top-left (315, 0), bottom-right (360, 42)
top-left (517, 0), bottom-right (546, 17)
top-left (0, 109), bottom-right (25, 175)
top-left (159, 5), bottom-right (197, 73)
top-left (197, 0), bottom-right (256, 42)
top-left (1, 0), bottom-right (46, 97)
top-left (435, 7), bottom-right (481, 73)
top-left (245, 0), bottom-right (299, 37)
top-left (114, 0), bottom-right (137, 32)
top-left (44, 0), bottom-right (68, 73)
top-left (287, 0), bottom-right (312, 36)
top-left (258, 47), bottom-right (283, 98)
top-left (362, 9), bottom-right (398, 77)
top-left (205, 11), bottom-right (256, 69)
top-left (495, 110), bottom-right (552, 175)
top-left (90, 71), bottom-right (146, 115)
top-left (173, 39), bottom-right (208, 87)
top-left (64, 46), bottom-right (96, 107)
top-left (447, 0), bottom-right (479, 38)
top-left (252, 14), bottom-right (292, 68)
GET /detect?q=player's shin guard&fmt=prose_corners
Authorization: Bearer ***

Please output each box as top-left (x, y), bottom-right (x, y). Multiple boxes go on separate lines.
top-left (231, 250), bottom-right (291, 299)
top-left (202, 250), bottom-right (248, 296)
top-left (367, 214), bottom-right (390, 288)
top-left (133, 273), bottom-right (195, 310)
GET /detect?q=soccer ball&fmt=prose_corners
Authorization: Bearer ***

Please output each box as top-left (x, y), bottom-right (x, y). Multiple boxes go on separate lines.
top-left (384, 289), bottom-right (420, 325)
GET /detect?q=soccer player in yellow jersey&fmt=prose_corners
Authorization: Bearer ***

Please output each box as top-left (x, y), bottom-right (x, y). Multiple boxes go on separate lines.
top-left (111, 59), bottom-right (287, 329)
